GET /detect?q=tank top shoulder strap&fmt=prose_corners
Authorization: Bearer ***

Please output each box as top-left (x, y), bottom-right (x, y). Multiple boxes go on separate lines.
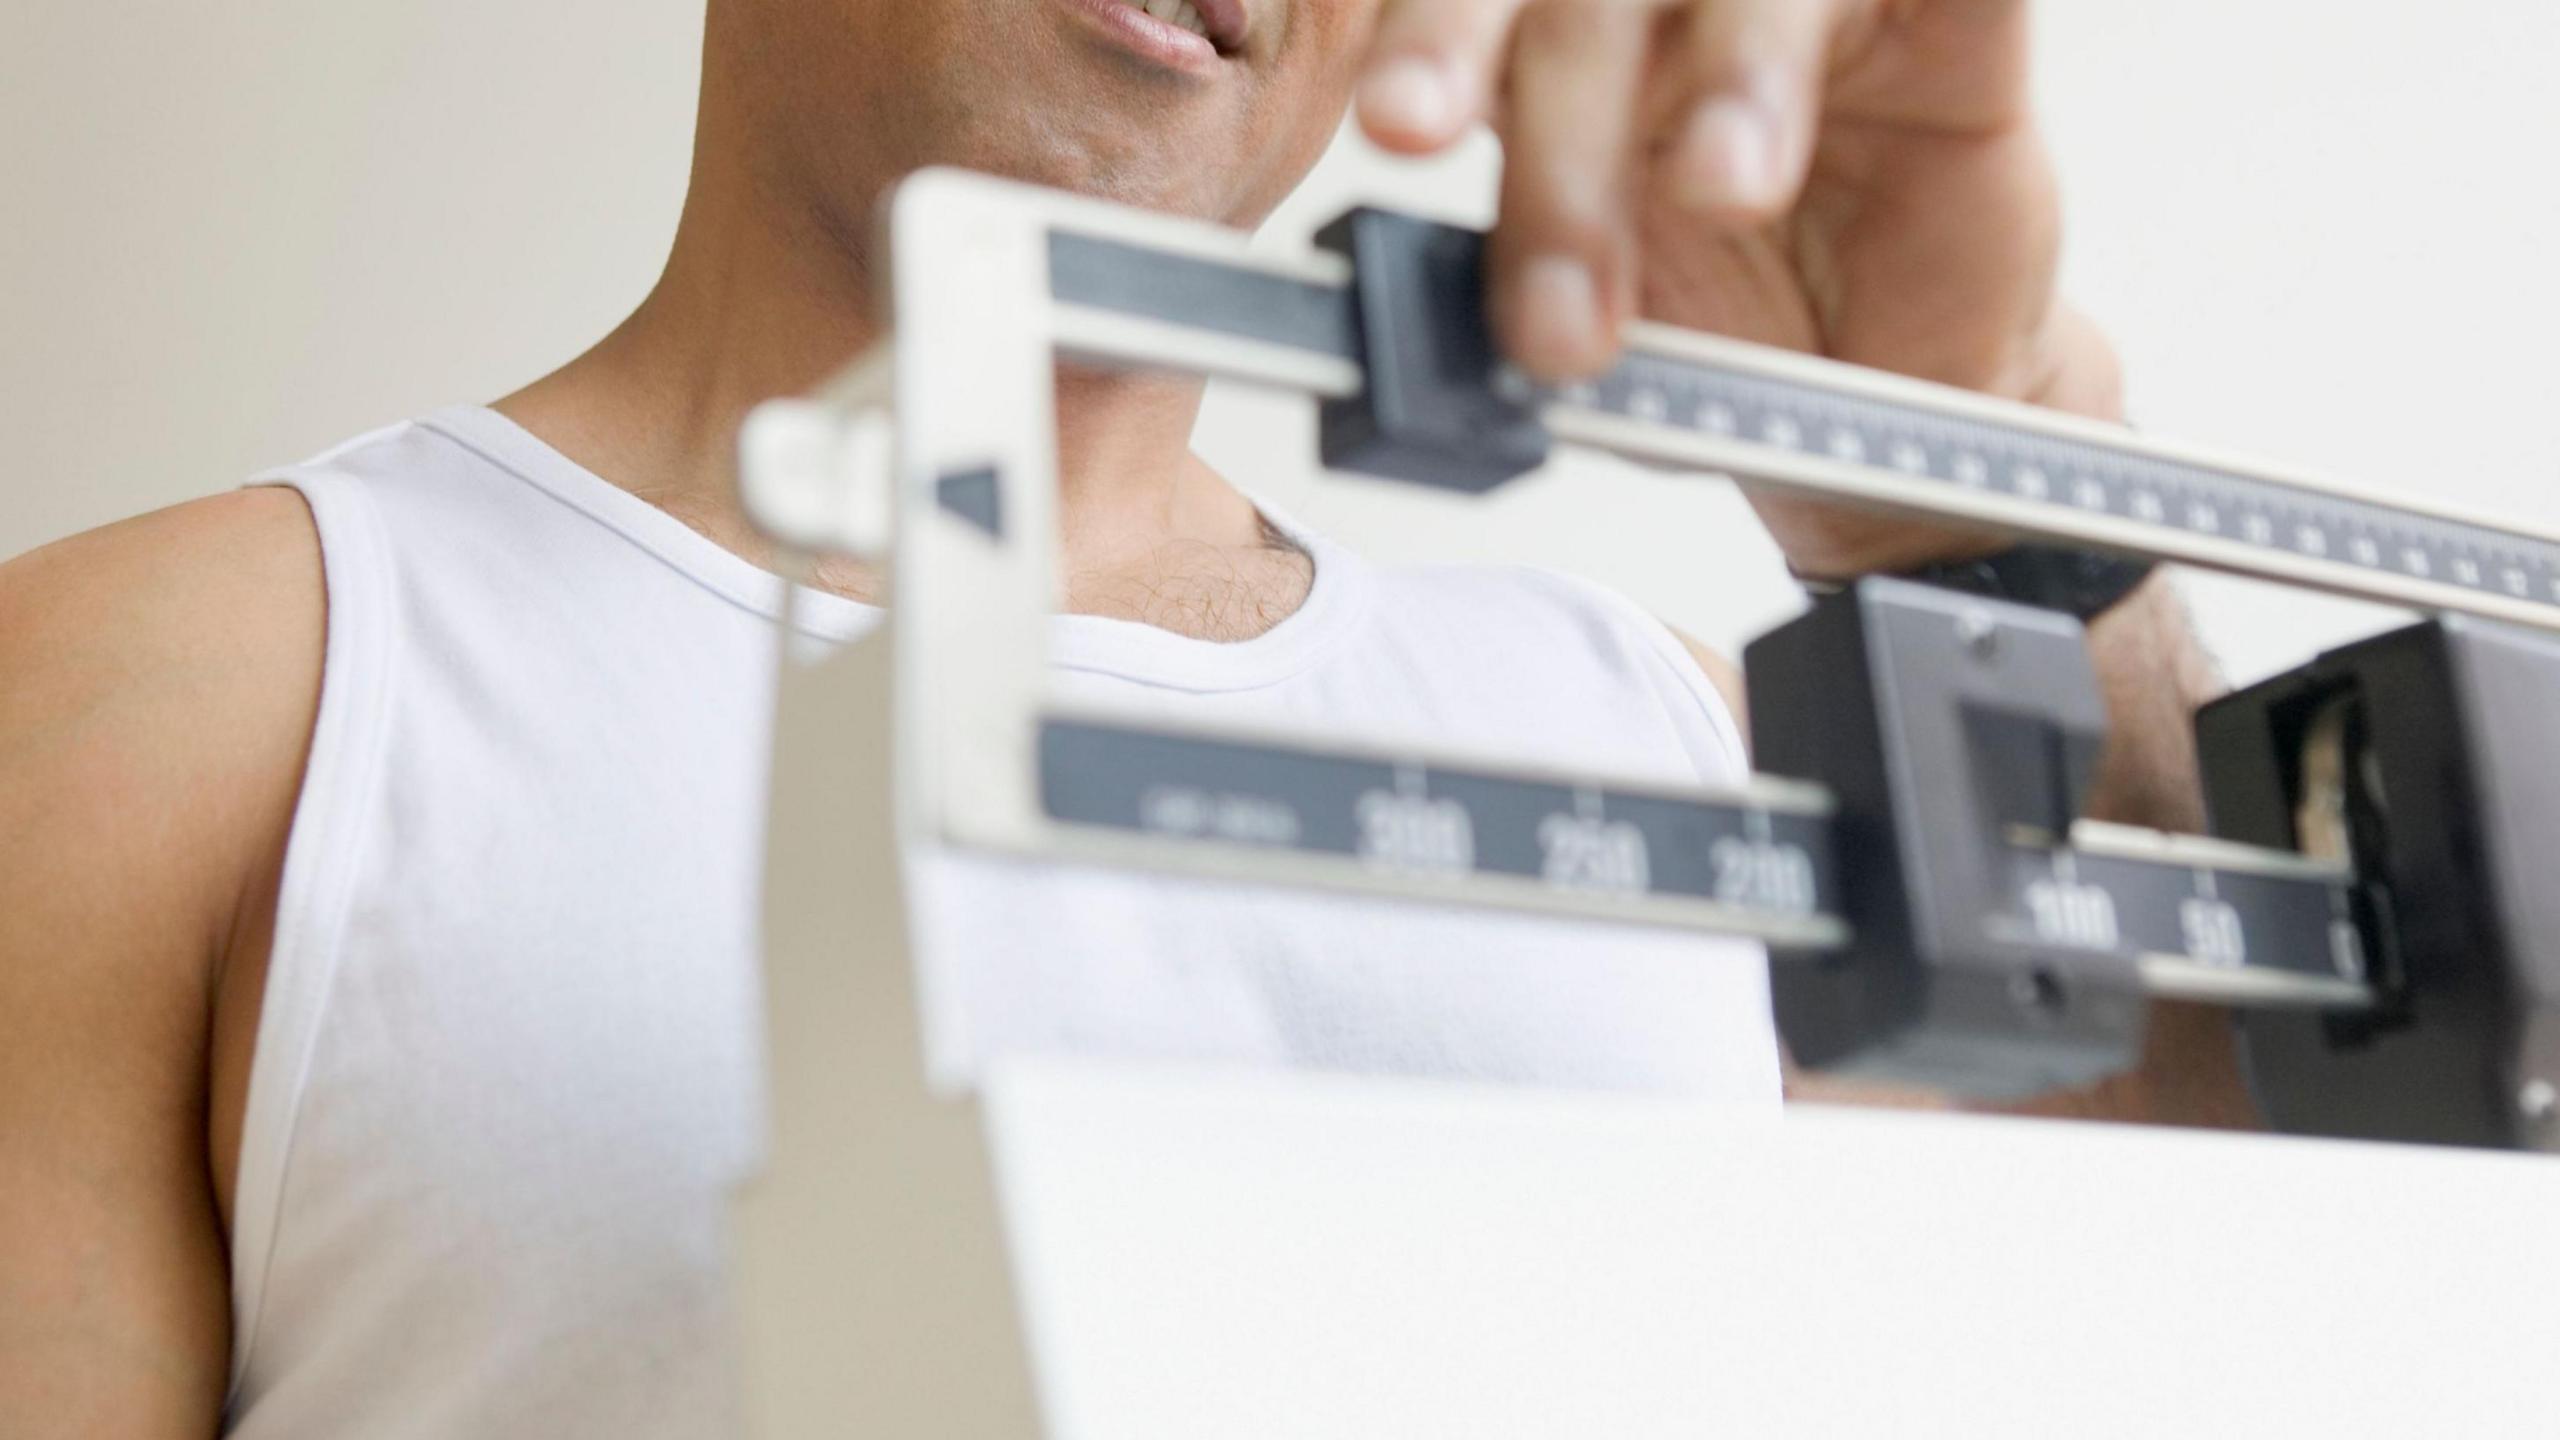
top-left (225, 451), bottom-right (404, 1399)
top-left (1512, 564), bottom-right (1752, 782)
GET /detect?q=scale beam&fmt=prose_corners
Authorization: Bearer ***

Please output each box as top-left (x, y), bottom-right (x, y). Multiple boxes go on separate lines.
top-left (1034, 710), bottom-right (1848, 950)
top-left (737, 169), bottom-right (2560, 1109)
top-left (1047, 210), bottom-right (2560, 633)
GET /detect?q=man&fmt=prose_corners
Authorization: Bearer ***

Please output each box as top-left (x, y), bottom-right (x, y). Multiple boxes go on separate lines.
top-left (0, 0), bottom-right (2245, 1433)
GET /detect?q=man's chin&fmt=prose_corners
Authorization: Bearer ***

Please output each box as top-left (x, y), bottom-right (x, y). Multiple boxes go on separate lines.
top-left (915, 136), bottom-right (1241, 224)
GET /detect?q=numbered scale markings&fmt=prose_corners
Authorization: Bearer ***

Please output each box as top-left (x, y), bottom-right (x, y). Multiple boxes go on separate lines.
top-left (1539, 340), bottom-right (2560, 623)
top-left (1036, 718), bottom-right (2376, 1010)
top-left (1037, 717), bottom-right (1841, 939)
top-left (1990, 835), bottom-right (2371, 1007)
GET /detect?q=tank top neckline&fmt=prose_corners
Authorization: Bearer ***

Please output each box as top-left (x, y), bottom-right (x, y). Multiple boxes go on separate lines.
top-left (419, 404), bottom-right (1375, 694)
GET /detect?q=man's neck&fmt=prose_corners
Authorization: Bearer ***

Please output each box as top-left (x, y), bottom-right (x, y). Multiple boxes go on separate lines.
top-left (496, 160), bottom-right (1307, 634)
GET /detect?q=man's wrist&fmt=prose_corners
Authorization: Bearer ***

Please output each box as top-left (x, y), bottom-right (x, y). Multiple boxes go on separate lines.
top-left (1767, 302), bottom-right (2130, 589)
top-left (1893, 544), bottom-right (2159, 623)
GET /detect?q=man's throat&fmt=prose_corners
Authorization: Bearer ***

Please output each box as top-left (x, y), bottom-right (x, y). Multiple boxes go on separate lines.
top-left (1063, 526), bottom-right (1315, 643)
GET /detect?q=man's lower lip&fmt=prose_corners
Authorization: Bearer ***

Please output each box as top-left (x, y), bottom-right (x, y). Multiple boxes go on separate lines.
top-left (1048, 0), bottom-right (1224, 75)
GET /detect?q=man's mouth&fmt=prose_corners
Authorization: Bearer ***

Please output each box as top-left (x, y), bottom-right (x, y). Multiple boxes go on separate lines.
top-left (1095, 0), bottom-right (1250, 57)
top-left (1049, 0), bottom-right (1249, 74)
top-left (1116, 0), bottom-right (1213, 41)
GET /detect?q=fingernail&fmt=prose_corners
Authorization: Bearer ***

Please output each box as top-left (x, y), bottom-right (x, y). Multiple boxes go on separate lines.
top-left (1360, 56), bottom-right (1460, 140)
top-left (1512, 254), bottom-right (1603, 376)
top-left (1672, 96), bottom-right (1779, 213)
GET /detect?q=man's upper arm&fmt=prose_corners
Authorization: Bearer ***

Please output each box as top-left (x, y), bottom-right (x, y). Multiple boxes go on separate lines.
top-left (1669, 628), bottom-right (1748, 753)
top-left (0, 489), bottom-right (325, 1435)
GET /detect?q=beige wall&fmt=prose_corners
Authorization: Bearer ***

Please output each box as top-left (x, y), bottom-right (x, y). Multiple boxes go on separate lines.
top-left (0, 1), bottom-right (701, 552)
top-left (5, 3), bottom-right (2554, 677)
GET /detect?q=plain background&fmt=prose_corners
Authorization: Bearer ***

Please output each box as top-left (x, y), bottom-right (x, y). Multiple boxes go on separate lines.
top-left (3, 2), bottom-right (2554, 683)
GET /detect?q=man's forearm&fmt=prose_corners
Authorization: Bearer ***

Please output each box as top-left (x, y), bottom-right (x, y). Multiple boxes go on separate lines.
top-left (2080, 570), bottom-right (2223, 832)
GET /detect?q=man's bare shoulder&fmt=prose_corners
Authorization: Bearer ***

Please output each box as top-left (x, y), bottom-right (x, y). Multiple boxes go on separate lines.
top-left (2, 486), bottom-right (322, 647)
top-left (0, 487), bottom-right (325, 951)
top-left (0, 488), bottom-right (322, 1429)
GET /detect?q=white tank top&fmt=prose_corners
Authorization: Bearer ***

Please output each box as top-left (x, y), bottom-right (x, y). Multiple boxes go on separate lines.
top-left (223, 406), bottom-right (1779, 1436)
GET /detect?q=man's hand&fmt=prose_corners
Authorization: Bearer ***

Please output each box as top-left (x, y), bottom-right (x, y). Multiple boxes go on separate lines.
top-left (1354, 0), bottom-right (2120, 577)
top-left (1355, 3), bottom-right (2260, 1126)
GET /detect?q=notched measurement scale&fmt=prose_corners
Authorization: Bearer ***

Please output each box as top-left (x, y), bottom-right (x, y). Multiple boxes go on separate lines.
top-left (1536, 343), bottom-right (2560, 621)
top-left (1036, 717), bottom-right (1840, 932)
top-left (1985, 826), bottom-right (2370, 1002)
